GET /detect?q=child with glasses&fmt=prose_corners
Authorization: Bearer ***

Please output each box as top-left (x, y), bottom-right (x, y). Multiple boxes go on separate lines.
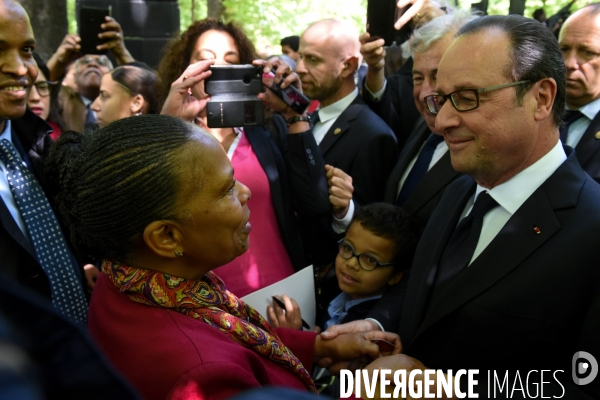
top-left (267, 203), bottom-right (421, 331)
top-left (267, 203), bottom-right (421, 396)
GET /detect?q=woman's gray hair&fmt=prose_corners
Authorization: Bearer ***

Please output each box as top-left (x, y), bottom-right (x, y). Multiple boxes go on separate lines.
top-left (410, 9), bottom-right (481, 56)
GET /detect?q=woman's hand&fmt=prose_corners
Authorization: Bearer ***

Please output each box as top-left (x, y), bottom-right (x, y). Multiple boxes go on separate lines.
top-left (97, 16), bottom-right (134, 65)
top-left (314, 330), bottom-right (402, 367)
top-left (266, 295), bottom-right (302, 330)
top-left (253, 58), bottom-right (305, 121)
top-left (161, 60), bottom-right (214, 122)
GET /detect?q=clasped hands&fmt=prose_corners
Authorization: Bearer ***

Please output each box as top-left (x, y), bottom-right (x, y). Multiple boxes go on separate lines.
top-left (318, 320), bottom-right (457, 400)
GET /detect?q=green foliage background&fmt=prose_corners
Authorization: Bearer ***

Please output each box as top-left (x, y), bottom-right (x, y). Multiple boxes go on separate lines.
top-left (67, 0), bottom-right (596, 51)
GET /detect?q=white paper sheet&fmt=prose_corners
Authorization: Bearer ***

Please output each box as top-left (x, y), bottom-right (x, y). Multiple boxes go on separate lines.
top-left (241, 265), bottom-right (316, 329)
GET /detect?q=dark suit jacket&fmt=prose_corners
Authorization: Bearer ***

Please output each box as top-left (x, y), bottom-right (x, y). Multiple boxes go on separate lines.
top-left (373, 149), bottom-right (600, 398)
top-left (301, 95), bottom-right (398, 266)
top-left (0, 110), bottom-right (65, 299)
top-left (362, 57), bottom-right (421, 149)
top-left (383, 117), bottom-right (461, 226)
top-left (0, 275), bottom-right (140, 399)
top-left (245, 114), bottom-right (329, 271)
top-left (575, 110), bottom-right (600, 183)
top-left (318, 95), bottom-right (398, 206)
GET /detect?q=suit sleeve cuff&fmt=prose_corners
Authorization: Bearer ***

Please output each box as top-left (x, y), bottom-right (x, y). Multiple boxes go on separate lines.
top-left (364, 79), bottom-right (387, 102)
top-left (331, 200), bottom-right (355, 234)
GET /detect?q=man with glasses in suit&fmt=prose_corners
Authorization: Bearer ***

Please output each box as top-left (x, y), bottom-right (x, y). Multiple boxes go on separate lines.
top-left (322, 15), bottom-right (600, 398)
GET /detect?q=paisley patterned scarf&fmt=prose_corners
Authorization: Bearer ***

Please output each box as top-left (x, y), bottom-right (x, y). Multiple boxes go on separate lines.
top-left (102, 260), bottom-right (316, 393)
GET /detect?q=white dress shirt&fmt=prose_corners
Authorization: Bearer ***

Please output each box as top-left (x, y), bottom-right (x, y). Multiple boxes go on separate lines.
top-left (312, 88), bottom-right (359, 145)
top-left (565, 97), bottom-right (600, 148)
top-left (0, 120), bottom-right (29, 237)
top-left (366, 141), bottom-right (567, 332)
top-left (466, 140), bottom-right (566, 264)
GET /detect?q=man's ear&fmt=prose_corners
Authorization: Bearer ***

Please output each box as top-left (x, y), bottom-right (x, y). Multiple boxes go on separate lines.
top-left (130, 94), bottom-right (145, 115)
top-left (142, 220), bottom-right (183, 258)
top-left (533, 78), bottom-right (557, 122)
top-left (388, 270), bottom-right (405, 286)
top-left (341, 56), bottom-right (359, 78)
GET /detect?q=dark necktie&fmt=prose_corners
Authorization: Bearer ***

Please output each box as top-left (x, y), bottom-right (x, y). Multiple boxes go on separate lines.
top-left (395, 133), bottom-right (445, 206)
top-left (0, 139), bottom-right (87, 326)
top-left (433, 191), bottom-right (499, 293)
top-left (311, 110), bottom-right (320, 126)
top-left (559, 110), bottom-right (583, 143)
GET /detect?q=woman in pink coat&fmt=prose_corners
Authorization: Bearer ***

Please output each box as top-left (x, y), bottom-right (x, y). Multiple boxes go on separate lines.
top-left (46, 114), bottom-right (399, 400)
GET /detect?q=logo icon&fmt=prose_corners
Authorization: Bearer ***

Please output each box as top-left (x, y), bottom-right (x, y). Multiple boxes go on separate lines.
top-left (572, 351), bottom-right (598, 386)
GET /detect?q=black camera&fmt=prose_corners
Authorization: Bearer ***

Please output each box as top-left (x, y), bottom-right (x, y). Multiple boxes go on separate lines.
top-left (204, 65), bottom-right (264, 128)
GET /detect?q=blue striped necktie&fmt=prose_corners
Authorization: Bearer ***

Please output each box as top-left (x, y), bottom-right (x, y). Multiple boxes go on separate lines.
top-left (0, 139), bottom-right (87, 327)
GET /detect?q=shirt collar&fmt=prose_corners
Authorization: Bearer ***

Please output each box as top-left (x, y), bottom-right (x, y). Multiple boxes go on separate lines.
top-left (80, 95), bottom-right (93, 107)
top-left (0, 119), bottom-right (12, 143)
top-left (317, 88), bottom-right (359, 124)
top-left (476, 140), bottom-right (566, 215)
top-left (330, 291), bottom-right (383, 313)
top-left (568, 96), bottom-right (600, 121)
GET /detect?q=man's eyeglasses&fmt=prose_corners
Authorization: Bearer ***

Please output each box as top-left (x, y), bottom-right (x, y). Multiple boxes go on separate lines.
top-left (424, 80), bottom-right (531, 115)
top-left (77, 55), bottom-right (111, 67)
top-left (31, 81), bottom-right (55, 97)
top-left (338, 239), bottom-right (394, 271)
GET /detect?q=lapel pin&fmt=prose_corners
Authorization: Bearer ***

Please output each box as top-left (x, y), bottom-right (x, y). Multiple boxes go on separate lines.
top-left (595, 131), bottom-right (600, 140)
top-left (533, 226), bottom-right (541, 235)
top-left (334, 128), bottom-right (342, 135)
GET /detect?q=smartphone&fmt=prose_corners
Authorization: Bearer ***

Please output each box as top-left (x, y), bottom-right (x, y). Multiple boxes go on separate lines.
top-left (264, 70), bottom-right (310, 115)
top-left (79, 6), bottom-right (112, 55)
top-left (367, 0), bottom-right (407, 46)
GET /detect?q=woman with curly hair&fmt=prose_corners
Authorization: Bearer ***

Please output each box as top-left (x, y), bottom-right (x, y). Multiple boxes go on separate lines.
top-left (158, 19), bottom-right (330, 297)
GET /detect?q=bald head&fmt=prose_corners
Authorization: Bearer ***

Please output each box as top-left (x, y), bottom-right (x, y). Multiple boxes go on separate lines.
top-left (303, 19), bottom-right (360, 62)
top-left (559, 3), bottom-right (600, 108)
top-left (297, 19), bottom-right (361, 106)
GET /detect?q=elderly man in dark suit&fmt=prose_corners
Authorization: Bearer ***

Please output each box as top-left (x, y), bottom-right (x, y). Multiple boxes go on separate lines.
top-left (323, 15), bottom-right (600, 398)
top-left (558, 3), bottom-right (600, 183)
top-left (296, 19), bottom-right (398, 266)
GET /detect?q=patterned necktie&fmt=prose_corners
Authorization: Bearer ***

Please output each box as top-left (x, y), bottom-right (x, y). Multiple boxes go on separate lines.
top-left (433, 191), bottom-right (499, 294)
top-left (0, 139), bottom-right (87, 327)
top-left (396, 133), bottom-right (445, 206)
top-left (559, 110), bottom-right (583, 143)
